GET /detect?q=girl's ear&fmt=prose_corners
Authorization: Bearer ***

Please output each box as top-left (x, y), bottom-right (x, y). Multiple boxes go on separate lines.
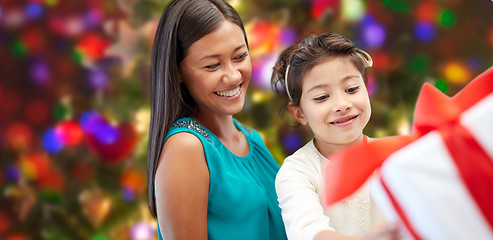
top-left (288, 104), bottom-right (307, 125)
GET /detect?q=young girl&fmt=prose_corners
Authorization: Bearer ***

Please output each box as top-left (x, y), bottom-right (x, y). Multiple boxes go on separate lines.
top-left (271, 32), bottom-right (398, 240)
top-left (147, 0), bottom-right (287, 239)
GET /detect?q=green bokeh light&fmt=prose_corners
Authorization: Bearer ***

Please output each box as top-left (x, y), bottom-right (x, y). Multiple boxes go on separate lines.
top-left (53, 102), bottom-right (73, 120)
top-left (72, 49), bottom-right (84, 64)
top-left (439, 10), bottom-right (456, 27)
top-left (380, 0), bottom-right (410, 14)
top-left (91, 234), bottom-right (107, 240)
top-left (408, 54), bottom-right (430, 75)
top-left (12, 40), bottom-right (27, 56)
top-left (435, 79), bottom-right (448, 93)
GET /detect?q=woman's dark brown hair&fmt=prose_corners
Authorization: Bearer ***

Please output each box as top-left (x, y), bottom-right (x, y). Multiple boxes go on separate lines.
top-left (147, 0), bottom-right (248, 217)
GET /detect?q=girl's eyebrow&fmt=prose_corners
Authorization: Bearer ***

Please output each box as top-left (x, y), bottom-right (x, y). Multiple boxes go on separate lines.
top-left (199, 44), bottom-right (247, 61)
top-left (305, 75), bottom-right (360, 94)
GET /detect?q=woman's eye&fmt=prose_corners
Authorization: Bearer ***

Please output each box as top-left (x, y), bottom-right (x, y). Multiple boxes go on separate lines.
top-left (313, 95), bottom-right (328, 102)
top-left (346, 86), bottom-right (360, 93)
top-left (204, 63), bottom-right (220, 70)
top-left (234, 52), bottom-right (248, 60)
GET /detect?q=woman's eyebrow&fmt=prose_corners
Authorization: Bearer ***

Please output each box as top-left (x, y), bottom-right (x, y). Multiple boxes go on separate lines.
top-left (199, 44), bottom-right (247, 61)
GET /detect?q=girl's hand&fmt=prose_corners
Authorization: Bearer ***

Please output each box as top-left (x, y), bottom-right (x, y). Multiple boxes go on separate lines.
top-left (314, 222), bottom-right (400, 240)
top-left (362, 222), bottom-right (400, 240)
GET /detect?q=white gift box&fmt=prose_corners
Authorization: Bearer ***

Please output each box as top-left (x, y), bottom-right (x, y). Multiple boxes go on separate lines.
top-left (371, 92), bottom-right (493, 240)
top-left (322, 67), bottom-right (493, 240)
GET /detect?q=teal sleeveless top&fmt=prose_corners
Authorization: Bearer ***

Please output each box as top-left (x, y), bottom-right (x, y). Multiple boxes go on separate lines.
top-left (157, 117), bottom-right (287, 240)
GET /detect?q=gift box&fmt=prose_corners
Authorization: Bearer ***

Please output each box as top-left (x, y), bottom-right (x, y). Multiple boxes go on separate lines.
top-left (322, 67), bottom-right (493, 240)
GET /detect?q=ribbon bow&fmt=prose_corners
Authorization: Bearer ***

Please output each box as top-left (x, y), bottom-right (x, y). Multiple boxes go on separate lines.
top-left (322, 66), bottom-right (493, 225)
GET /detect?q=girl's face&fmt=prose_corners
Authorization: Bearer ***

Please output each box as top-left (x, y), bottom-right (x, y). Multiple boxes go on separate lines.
top-left (179, 20), bottom-right (251, 118)
top-left (290, 56), bottom-right (371, 148)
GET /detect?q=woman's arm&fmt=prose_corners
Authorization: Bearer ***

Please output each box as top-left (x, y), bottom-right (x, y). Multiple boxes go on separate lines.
top-left (155, 132), bottom-right (210, 239)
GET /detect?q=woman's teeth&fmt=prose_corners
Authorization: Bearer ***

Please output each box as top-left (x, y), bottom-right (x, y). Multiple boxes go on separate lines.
top-left (216, 85), bottom-right (241, 97)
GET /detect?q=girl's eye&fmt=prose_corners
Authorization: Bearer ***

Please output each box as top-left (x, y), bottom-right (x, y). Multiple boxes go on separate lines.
top-left (313, 95), bottom-right (329, 102)
top-left (204, 63), bottom-right (220, 70)
top-left (234, 52), bottom-right (248, 60)
top-left (346, 86), bottom-right (359, 93)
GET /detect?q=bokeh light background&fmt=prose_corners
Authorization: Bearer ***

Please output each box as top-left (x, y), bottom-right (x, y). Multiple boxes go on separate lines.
top-left (1, 0), bottom-right (492, 239)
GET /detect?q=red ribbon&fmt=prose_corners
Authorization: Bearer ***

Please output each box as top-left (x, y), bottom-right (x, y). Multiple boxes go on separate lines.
top-left (322, 67), bottom-right (493, 230)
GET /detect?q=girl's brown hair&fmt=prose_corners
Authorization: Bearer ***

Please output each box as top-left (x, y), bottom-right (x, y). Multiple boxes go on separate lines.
top-left (271, 32), bottom-right (372, 106)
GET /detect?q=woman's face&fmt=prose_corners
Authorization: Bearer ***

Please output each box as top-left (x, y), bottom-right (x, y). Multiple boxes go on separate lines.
top-left (179, 20), bottom-right (251, 118)
top-left (291, 56), bottom-right (371, 147)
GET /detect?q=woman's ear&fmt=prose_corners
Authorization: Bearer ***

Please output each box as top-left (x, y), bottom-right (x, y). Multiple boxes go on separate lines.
top-left (288, 104), bottom-right (307, 125)
top-left (177, 71), bottom-right (183, 83)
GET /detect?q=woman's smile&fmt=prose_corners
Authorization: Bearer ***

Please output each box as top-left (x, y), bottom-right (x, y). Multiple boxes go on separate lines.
top-left (215, 83), bottom-right (242, 98)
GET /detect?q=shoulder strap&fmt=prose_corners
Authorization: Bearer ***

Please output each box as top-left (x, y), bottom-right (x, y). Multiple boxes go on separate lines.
top-left (172, 119), bottom-right (212, 143)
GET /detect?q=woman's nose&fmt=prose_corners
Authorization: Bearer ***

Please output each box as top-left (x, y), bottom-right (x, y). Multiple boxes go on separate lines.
top-left (223, 63), bottom-right (241, 83)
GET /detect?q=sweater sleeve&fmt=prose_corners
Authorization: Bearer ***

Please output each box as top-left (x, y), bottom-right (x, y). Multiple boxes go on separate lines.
top-left (275, 154), bottom-right (335, 240)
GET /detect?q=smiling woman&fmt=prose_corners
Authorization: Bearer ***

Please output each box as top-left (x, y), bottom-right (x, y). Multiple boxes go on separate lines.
top-left (178, 20), bottom-right (251, 118)
top-left (271, 32), bottom-right (399, 240)
top-left (146, 0), bottom-right (287, 239)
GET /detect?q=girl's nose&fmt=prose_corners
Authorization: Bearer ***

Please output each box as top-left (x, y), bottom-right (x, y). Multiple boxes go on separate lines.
top-left (332, 93), bottom-right (351, 112)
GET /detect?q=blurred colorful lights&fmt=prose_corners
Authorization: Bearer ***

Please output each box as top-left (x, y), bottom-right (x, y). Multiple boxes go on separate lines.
top-left (89, 68), bottom-right (109, 90)
top-left (84, 8), bottom-right (104, 28)
top-left (76, 33), bottom-right (110, 60)
top-left (120, 170), bottom-right (146, 195)
top-left (381, 0), bottom-right (411, 14)
top-left (12, 40), bottom-right (27, 56)
top-left (366, 74), bottom-right (377, 97)
top-left (122, 187), bottom-right (134, 201)
top-left (29, 60), bottom-right (51, 84)
top-left (490, 28), bottom-right (493, 45)
top-left (311, 0), bottom-right (339, 19)
top-left (439, 10), bottom-right (455, 27)
top-left (5, 166), bottom-right (21, 182)
top-left (408, 54), bottom-right (430, 75)
top-left (257, 55), bottom-right (278, 89)
top-left (467, 58), bottom-right (482, 72)
top-left (282, 132), bottom-right (303, 153)
top-left (363, 23), bottom-right (385, 48)
top-left (41, 121), bottom-right (83, 153)
top-left (414, 22), bottom-right (436, 42)
top-left (279, 27), bottom-right (298, 47)
top-left (130, 222), bottom-right (155, 240)
top-left (22, 29), bottom-right (45, 53)
top-left (415, 2), bottom-right (438, 23)
top-left (0, 210), bottom-right (10, 234)
top-left (52, 101), bottom-right (73, 120)
top-left (42, 128), bottom-right (65, 154)
top-left (3, 9), bottom-right (26, 28)
top-left (25, 100), bottom-right (49, 125)
top-left (85, 116), bottom-right (120, 144)
top-left (45, 0), bottom-right (59, 6)
top-left (444, 62), bottom-right (470, 85)
top-left (358, 15), bottom-right (386, 48)
top-left (56, 121), bottom-right (84, 146)
top-left (341, 0), bottom-right (365, 22)
top-left (7, 122), bottom-right (32, 150)
top-left (26, 3), bottom-right (44, 19)
top-left (434, 79), bottom-right (448, 93)
top-left (80, 110), bottom-right (101, 130)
